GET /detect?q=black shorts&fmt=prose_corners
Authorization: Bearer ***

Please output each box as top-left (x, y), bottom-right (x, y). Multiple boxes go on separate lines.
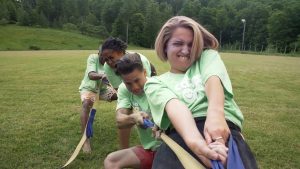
top-left (152, 117), bottom-right (258, 169)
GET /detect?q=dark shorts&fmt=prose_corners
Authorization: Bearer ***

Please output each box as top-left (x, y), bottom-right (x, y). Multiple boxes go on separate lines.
top-left (151, 117), bottom-right (258, 169)
top-left (133, 146), bottom-right (156, 169)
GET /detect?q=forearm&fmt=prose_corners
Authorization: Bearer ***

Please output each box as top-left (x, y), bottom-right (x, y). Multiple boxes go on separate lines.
top-left (88, 71), bottom-right (104, 80)
top-left (165, 99), bottom-right (205, 147)
top-left (116, 109), bottom-right (136, 129)
top-left (205, 76), bottom-right (225, 118)
top-left (204, 76), bottom-right (230, 144)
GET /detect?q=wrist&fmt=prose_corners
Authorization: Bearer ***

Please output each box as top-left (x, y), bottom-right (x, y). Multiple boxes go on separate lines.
top-left (186, 137), bottom-right (207, 151)
top-left (207, 108), bottom-right (224, 118)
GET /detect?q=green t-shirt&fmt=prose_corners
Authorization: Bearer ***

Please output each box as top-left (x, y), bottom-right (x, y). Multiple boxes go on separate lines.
top-left (116, 82), bottom-right (161, 150)
top-left (79, 54), bottom-right (106, 93)
top-left (104, 52), bottom-right (152, 89)
top-left (144, 49), bottom-right (244, 130)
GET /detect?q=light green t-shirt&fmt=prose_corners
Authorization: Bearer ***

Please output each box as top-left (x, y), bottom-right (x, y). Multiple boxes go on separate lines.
top-left (79, 54), bottom-right (106, 93)
top-left (144, 49), bottom-right (244, 130)
top-left (104, 52), bottom-right (152, 88)
top-left (116, 82), bottom-right (161, 150)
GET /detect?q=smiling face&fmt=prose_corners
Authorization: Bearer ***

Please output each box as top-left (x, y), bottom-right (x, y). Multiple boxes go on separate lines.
top-left (101, 49), bottom-right (124, 69)
top-left (121, 69), bottom-right (147, 95)
top-left (166, 27), bottom-right (194, 74)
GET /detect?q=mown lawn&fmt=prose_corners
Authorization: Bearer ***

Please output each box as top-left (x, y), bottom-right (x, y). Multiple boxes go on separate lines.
top-left (0, 50), bottom-right (299, 169)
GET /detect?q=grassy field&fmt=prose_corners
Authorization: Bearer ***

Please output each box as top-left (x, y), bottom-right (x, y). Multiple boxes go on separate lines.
top-left (0, 25), bottom-right (146, 51)
top-left (0, 50), bottom-right (299, 169)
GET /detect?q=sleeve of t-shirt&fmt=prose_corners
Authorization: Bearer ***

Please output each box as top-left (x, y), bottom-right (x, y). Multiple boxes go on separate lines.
top-left (139, 53), bottom-right (152, 77)
top-left (104, 63), bottom-right (122, 88)
top-left (199, 50), bottom-right (233, 97)
top-left (116, 83), bottom-right (132, 110)
top-left (144, 77), bottom-right (177, 130)
top-left (86, 55), bottom-right (97, 74)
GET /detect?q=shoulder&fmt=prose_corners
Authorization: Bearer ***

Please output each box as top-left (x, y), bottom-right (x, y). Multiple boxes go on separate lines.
top-left (138, 53), bottom-right (149, 61)
top-left (145, 73), bottom-right (168, 87)
top-left (201, 49), bottom-right (219, 59)
top-left (88, 53), bottom-right (98, 60)
top-left (118, 83), bottom-right (131, 96)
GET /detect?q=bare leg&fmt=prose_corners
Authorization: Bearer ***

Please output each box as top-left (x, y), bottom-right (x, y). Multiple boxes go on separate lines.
top-left (104, 147), bottom-right (140, 169)
top-left (81, 99), bottom-right (93, 153)
top-left (118, 128), bottom-right (131, 149)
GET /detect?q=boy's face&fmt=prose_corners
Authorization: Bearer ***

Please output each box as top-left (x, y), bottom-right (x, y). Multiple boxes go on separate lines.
top-left (121, 69), bottom-right (147, 95)
top-left (101, 49), bottom-right (124, 69)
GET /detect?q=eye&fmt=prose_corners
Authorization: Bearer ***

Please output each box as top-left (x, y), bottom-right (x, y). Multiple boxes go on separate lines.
top-left (173, 42), bottom-right (183, 46)
top-left (125, 82), bottom-right (131, 86)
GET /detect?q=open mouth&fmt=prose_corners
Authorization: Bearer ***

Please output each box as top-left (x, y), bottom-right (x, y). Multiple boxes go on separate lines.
top-left (177, 55), bottom-right (190, 61)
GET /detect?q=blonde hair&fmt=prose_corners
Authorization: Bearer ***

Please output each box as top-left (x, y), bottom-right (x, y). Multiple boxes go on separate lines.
top-left (155, 16), bottom-right (218, 62)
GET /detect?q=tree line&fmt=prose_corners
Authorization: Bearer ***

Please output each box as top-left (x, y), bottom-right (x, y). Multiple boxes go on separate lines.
top-left (0, 0), bottom-right (299, 53)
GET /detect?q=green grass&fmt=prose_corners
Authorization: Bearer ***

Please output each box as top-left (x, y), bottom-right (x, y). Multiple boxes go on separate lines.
top-left (0, 50), bottom-right (299, 169)
top-left (0, 25), bottom-right (146, 51)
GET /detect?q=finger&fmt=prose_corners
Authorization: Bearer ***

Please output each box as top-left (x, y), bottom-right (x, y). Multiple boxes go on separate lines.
top-left (202, 147), bottom-right (219, 160)
top-left (204, 129), bottom-right (212, 144)
top-left (211, 147), bottom-right (228, 158)
top-left (219, 154), bottom-right (227, 166)
top-left (198, 155), bottom-right (212, 168)
top-left (222, 130), bottom-right (231, 143)
top-left (215, 137), bottom-right (226, 144)
top-left (208, 143), bottom-right (228, 152)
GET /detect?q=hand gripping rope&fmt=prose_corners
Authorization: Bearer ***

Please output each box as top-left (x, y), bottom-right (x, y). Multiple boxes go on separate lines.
top-left (144, 119), bottom-right (245, 169)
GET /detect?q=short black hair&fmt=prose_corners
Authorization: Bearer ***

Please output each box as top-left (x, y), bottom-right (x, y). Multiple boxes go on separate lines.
top-left (101, 37), bottom-right (127, 53)
top-left (115, 53), bottom-right (144, 76)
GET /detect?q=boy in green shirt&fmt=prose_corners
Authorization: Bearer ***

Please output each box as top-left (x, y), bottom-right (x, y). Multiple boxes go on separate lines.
top-left (104, 53), bottom-right (160, 169)
top-left (79, 49), bottom-right (117, 153)
top-left (100, 37), bottom-right (156, 149)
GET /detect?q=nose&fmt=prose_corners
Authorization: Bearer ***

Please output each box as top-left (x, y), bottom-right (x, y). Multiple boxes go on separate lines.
top-left (131, 83), bottom-right (141, 93)
top-left (181, 45), bottom-right (190, 55)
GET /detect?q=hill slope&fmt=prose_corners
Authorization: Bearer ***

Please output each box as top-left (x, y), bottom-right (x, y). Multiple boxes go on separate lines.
top-left (0, 25), bottom-right (104, 50)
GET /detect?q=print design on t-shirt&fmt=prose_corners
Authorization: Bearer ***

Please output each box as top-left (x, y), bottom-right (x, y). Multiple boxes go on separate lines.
top-left (175, 75), bottom-right (205, 103)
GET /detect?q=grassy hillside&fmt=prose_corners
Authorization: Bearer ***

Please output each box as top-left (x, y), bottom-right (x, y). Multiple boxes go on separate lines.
top-left (0, 50), bottom-right (299, 169)
top-left (0, 25), bottom-right (145, 51)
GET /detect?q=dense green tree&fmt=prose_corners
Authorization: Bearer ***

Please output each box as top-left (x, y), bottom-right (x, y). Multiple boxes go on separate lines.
top-left (179, 0), bottom-right (201, 20)
top-left (268, 2), bottom-right (300, 52)
top-left (1, 0), bottom-right (299, 51)
top-left (101, 0), bottom-right (123, 33)
top-left (143, 0), bottom-right (161, 48)
top-left (129, 13), bottom-right (145, 45)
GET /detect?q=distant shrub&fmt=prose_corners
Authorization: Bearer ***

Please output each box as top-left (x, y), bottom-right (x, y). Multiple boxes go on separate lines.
top-left (0, 19), bottom-right (8, 25)
top-left (29, 45), bottom-right (40, 50)
top-left (63, 23), bottom-right (78, 32)
top-left (78, 22), bottom-right (109, 38)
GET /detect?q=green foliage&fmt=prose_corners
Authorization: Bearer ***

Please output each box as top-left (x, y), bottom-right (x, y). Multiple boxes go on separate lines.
top-left (62, 23), bottom-right (78, 32)
top-left (268, 1), bottom-right (300, 52)
top-left (1, 0), bottom-right (299, 51)
top-left (129, 13), bottom-right (145, 46)
top-left (0, 50), bottom-right (299, 168)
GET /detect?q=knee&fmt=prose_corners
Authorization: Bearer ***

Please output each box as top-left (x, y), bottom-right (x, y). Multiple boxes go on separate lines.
top-left (82, 100), bottom-right (93, 111)
top-left (104, 152), bottom-right (119, 169)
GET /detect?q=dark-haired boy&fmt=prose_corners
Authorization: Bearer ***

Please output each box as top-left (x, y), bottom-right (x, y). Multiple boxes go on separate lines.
top-left (103, 53), bottom-right (160, 169)
top-left (100, 37), bottom-right (157, 149)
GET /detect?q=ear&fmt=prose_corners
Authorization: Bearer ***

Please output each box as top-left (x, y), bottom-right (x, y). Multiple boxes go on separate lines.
top-left (143, 69), bottom-right (147, 76)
